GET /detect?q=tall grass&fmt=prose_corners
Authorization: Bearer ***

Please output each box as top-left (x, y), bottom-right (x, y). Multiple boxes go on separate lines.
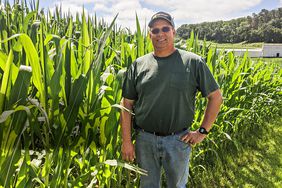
top-left (0, 1), bottom-right (281, 187)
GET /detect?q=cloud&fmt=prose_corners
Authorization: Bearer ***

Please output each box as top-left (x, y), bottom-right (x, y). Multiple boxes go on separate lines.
top-left (50, 1), bottom-right (88, 16)
top-left (143, 0), bottom-right (262, 25)
top-left (91, 0), bottom-right (154, 31)
top-left (56, 0), bottom-right (111, 4)
top-left (93, 3), bottom-right (110, 13)
top-left (47, 0), bottom-right (271, 31)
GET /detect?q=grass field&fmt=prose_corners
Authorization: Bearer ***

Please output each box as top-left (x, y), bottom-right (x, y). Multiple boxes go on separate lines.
top-left (191, 117), bottom-right (282, 187)
top-left (207, 41), bottom-right (263, 49)
top-left (255, 58), bottom-right (282, 66)
top-left (175, 37), bottom-right (264, 49)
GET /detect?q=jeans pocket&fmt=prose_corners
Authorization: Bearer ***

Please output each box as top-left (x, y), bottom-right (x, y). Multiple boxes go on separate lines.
top-left (175, 137), bottom-right (190, 150)
top-left (175, 130), bottom-right (190, 149)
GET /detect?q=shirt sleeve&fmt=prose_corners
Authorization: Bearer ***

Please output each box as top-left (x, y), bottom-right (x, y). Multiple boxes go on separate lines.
top-left (122, 62), bottom-right (138, 100)
top-left (196, 58), bottom-right (219, 97)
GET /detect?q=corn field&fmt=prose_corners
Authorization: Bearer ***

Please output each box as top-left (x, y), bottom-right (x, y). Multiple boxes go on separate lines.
top-left (0, 1), bottom-right (281, 187)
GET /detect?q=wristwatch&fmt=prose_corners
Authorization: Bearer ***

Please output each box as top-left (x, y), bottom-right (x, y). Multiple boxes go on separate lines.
top-left (198, 127), bottom-right (209, 135)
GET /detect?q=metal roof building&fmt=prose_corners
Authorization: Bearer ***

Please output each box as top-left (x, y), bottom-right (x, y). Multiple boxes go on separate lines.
top-left (262, 43), bottom-right (282, 57)
top-left (223, 43), bottom-right (282, 58)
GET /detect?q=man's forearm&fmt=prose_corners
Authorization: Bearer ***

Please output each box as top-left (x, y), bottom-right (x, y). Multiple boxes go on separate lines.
top-left (121, 111), bottom-right (132, 143)
top-left (200, 89), bottom-right (223, 131)
top-left (120, 98), bottom-right (136, 161)
top-left (120, 98), bottom-right (134, 143)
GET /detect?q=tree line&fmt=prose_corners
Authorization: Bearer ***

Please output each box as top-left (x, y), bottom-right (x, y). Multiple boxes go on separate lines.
top-left (176, 8), bottom-right (282, 43)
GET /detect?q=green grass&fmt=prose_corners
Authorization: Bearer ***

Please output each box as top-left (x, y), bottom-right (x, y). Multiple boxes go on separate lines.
top-left (190, 117), bottom-right (282, 187)
top-left (254, 58), bottom-right (282, 67)
top-left (177, 38), bottom-right (264, 49)
top-left (207, 41), bottom-right (263, 49)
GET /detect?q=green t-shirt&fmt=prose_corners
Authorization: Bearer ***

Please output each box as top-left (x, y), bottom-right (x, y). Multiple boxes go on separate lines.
top-left (122, 49), bottom-right (219, 133)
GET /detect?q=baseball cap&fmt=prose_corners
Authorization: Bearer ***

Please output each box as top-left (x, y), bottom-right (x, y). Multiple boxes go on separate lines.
top-left (148, 11), bottom-right (175, 28)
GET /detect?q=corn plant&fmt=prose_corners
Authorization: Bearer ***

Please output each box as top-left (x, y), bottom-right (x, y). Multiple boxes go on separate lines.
top-left (187, 36), bottom-right (281, 186)
top-left (0, 1), bottom-right (281, 187)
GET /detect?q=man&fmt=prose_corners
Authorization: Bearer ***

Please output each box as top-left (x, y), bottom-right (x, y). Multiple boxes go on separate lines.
top-left (120, 11), bottom-right (222, 188)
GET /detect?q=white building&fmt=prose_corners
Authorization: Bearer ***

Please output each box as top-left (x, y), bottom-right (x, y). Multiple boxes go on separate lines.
top-left (223, 43), bottom-right (282, 58)
top-left (227, 48), bottom-right (262, 57)
top-left (262, 44), bottom-right (282, 57)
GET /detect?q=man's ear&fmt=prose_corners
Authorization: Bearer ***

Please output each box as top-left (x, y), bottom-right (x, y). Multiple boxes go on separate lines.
top-left (173, 28), bottom-right (176, 35)
top-left (149, 31), bottom-right (152, 39)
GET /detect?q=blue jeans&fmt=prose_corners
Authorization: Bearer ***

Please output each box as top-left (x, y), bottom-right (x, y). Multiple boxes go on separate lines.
top-left (135, 129), bottom-right (191, 188)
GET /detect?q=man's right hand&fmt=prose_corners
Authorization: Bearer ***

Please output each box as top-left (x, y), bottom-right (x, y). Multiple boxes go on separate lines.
top-left (121, 141), bottom-right (135, 162)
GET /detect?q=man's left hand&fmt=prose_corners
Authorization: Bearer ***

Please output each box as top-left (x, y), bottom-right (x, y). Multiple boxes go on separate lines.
top-left (180, 130), bottom-right (207, 146)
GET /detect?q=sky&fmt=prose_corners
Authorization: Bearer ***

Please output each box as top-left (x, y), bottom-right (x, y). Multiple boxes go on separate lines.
top-left (6, 0), bottom-right (282, 31)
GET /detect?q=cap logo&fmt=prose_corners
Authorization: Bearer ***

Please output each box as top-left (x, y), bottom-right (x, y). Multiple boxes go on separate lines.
top-left (153, 13), bottom-right (168, 19)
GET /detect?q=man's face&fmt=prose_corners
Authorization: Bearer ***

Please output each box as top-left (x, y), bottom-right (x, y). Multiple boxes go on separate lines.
top-left (149, 19), bottom-right (175, 51)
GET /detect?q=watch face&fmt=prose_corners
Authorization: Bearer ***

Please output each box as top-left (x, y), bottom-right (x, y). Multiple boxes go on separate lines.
top-left (199, 127), bottom-right (208, 134)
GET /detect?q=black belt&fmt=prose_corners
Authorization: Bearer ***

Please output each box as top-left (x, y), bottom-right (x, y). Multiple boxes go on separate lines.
top-left (136, 127), bottom-right (187, 137)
